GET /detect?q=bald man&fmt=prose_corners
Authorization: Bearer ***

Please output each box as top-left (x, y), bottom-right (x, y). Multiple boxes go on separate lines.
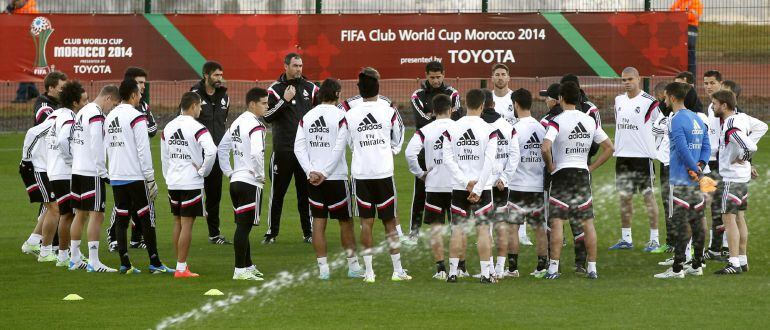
top-left (609, 67), bottom-right (661, 252)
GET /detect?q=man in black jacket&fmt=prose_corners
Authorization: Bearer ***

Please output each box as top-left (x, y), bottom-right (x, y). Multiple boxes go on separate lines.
top-left (674, 71), bottom-right (704, 113)
top-left (406, 61), bottom-right (462, 241)
top-left (32, 71), bottom-right (66, 125)
top-left (262, 53), bottom-right (318, 244)
top-left (191, 61), bottom-right (231, 245)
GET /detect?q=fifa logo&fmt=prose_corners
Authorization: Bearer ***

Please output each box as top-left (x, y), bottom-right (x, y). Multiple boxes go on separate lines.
top-left (30, 17), bottom-right (55, 76)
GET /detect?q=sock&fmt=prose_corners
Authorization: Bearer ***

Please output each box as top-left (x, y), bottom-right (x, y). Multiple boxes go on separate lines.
top-left (480, 261), bottom-right (490, 277)
top-left (708, 229), bottom-right (713, 248)
top-left (728, 257), bottom-right (740, 268)
top-left (317, 257), bottom-right (329, 274)
top-left (70, 240), bottom-right (81, 262)
top-left (449, 257), bottom-right (459, 276)
top-left (395, 224), bottom-right (404, 238)
top-left (58, 249), bottom-right (69, 262)
top-left (436, 260), bottom-right (446, 272)
top-left (138, 215), bottom-right (162, 267)
top-left (495, 256), bottom-right (506, 274)
top-left (738, 255), bottom-right (748, 266)
top-left (650, 229), bottom-right (659, 243)
top-left (587, 261), bottom-right (597, 273)
top-left (390, 253), bottom-right (403, 273)
top-left (176, 261), bottom-right (186, 272)
top-left (347, 256), bottom-right (361, 272)
top-left (116, 218), bottom-right (131, 268)
top-left (458, 259), bottom-right (466, 272)
top-left (548, 259), bottom-right (559, 274)
top-left (488, 256), bottom-right (494, 274)
top-left (41, 245), bottom-right (53, 257)
top-left (507, 253), bottom-right (518, 271)
top-left (685, 240), bottom-right (692, 261)
top-left (722, 234), bottom-right (729, 248)
top-left (363, 255), bottom-right (373, 275)
top-left (518, 224), bottom-right (527, 237)
top-left (26, 233), bottom-right (42, 245)
top-left (536, 256), bottom-right (547, 271)
top-left (621, 228), bottom-right (632, 243)
top-left (88, 241), bottom-right (100, 265)
top-left (234, 221), bottom-right (252, 268)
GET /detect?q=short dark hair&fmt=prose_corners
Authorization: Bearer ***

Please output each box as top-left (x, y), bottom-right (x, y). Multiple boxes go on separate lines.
top-left (482, 89), bottom-right (494, 108)
top-left (59, 80), bottom-right (85, 109)
top-left (432, 94), bottom-right (451, 115)
top-left (511, 88), bottom-right (532, 110)
top-left (653, 81), bottom-right (668, 94)
top-left (465, 89), bottom-right (485, 110)
top-left (722, 80), bottom-right (742, 98)
top-left (284, 53), bottom-right (302, 65)
top-left (318, 78), bottom-right (342, 103)
top-left (357, 68), bottom-right (379, 98)
top-left (44, 71), bottom-right (67, 91)
top-left (245, 87), bottom-right (268, 106)
top-left (425, 61), bottom-right (444, 74)
top-left (124, 67), bottom-right (147, 80)
top-left (675, 71), bottom-right (695, 84)
top-left (703, 70), bottom-right (723, 82)
top-left (202, 61), bottom-right (223, 75)
top-left (98, 85), bottom-right (120, 100)
top-left (559, 81), bottom-right (580, 105)
top-left (491, 63), bottom-right (509, 74)
top-left (560, 73), bottom-right (580, 87)
top-left (119, 79), bottom-right (139, 102)
top-left (179, 92), bottom-right (201, 112)
top-left (665, 82), bottom-right (690, 101)
top-left (711, 90), bottom-right (736, 110)
top-left (360, 67), bottom-right (380, 80)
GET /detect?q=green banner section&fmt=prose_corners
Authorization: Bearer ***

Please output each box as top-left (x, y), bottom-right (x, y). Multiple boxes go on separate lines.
top-left (543, 12), bottom-right (619, 78)
top-left (143, 14), bottom-right (205, 78)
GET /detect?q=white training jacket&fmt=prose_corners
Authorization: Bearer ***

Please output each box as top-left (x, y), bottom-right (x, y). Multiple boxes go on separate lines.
top-left (104, 103), bottom-right (154, 182)
top-left (442, 115), bottom-right (498, 195)
top-left (161, 115), bottom-right (217, 190)
top-left (218, 111), bottom-right (266, 188)
top-left (71, 102), bottom-right (107, 178)
top-left (295, 104), bottom-right (349, 181)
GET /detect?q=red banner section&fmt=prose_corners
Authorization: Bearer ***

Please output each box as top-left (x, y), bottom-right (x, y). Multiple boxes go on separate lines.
top-left (0, 13), bottom-right (687, 81)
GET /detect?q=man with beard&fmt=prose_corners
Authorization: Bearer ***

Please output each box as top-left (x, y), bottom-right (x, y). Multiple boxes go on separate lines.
top-left (190, 61), bottom-right (231, 245)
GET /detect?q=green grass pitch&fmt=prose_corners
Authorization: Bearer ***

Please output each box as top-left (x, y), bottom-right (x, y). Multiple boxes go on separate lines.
top-left (0, 127), bottom-right (768, 328)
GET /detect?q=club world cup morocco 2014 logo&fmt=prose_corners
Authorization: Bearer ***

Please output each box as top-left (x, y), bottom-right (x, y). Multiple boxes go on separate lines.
top-left (29, 16), bottom-right (55, 76)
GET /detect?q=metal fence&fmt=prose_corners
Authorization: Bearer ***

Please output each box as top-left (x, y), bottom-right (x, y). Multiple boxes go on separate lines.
top-left (23, 0), bottom-right (770, 19)
top-left (3, 0), bottom-right (768, 131)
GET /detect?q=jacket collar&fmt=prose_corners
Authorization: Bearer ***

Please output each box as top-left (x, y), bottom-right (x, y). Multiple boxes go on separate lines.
top-left (193, 79), bottom-right (228, 96)
top-left (278, 73), bottom-right (308, 85)
top-left (481, 107), bottom-right (501, 123)
top-left (422, 80), bottom-right (446, 93)
top-left (40, 93), bottom-right (59, 106)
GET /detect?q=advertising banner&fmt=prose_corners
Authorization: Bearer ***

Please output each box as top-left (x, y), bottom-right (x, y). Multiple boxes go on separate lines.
top-left (0, 12), bottom-right (687, 81)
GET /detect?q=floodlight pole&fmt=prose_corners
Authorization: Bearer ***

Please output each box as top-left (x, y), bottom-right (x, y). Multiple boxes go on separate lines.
top-left (480, 0), bottom-right (488, 89)
top-left (643, 0), bottom-right (651, 93)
